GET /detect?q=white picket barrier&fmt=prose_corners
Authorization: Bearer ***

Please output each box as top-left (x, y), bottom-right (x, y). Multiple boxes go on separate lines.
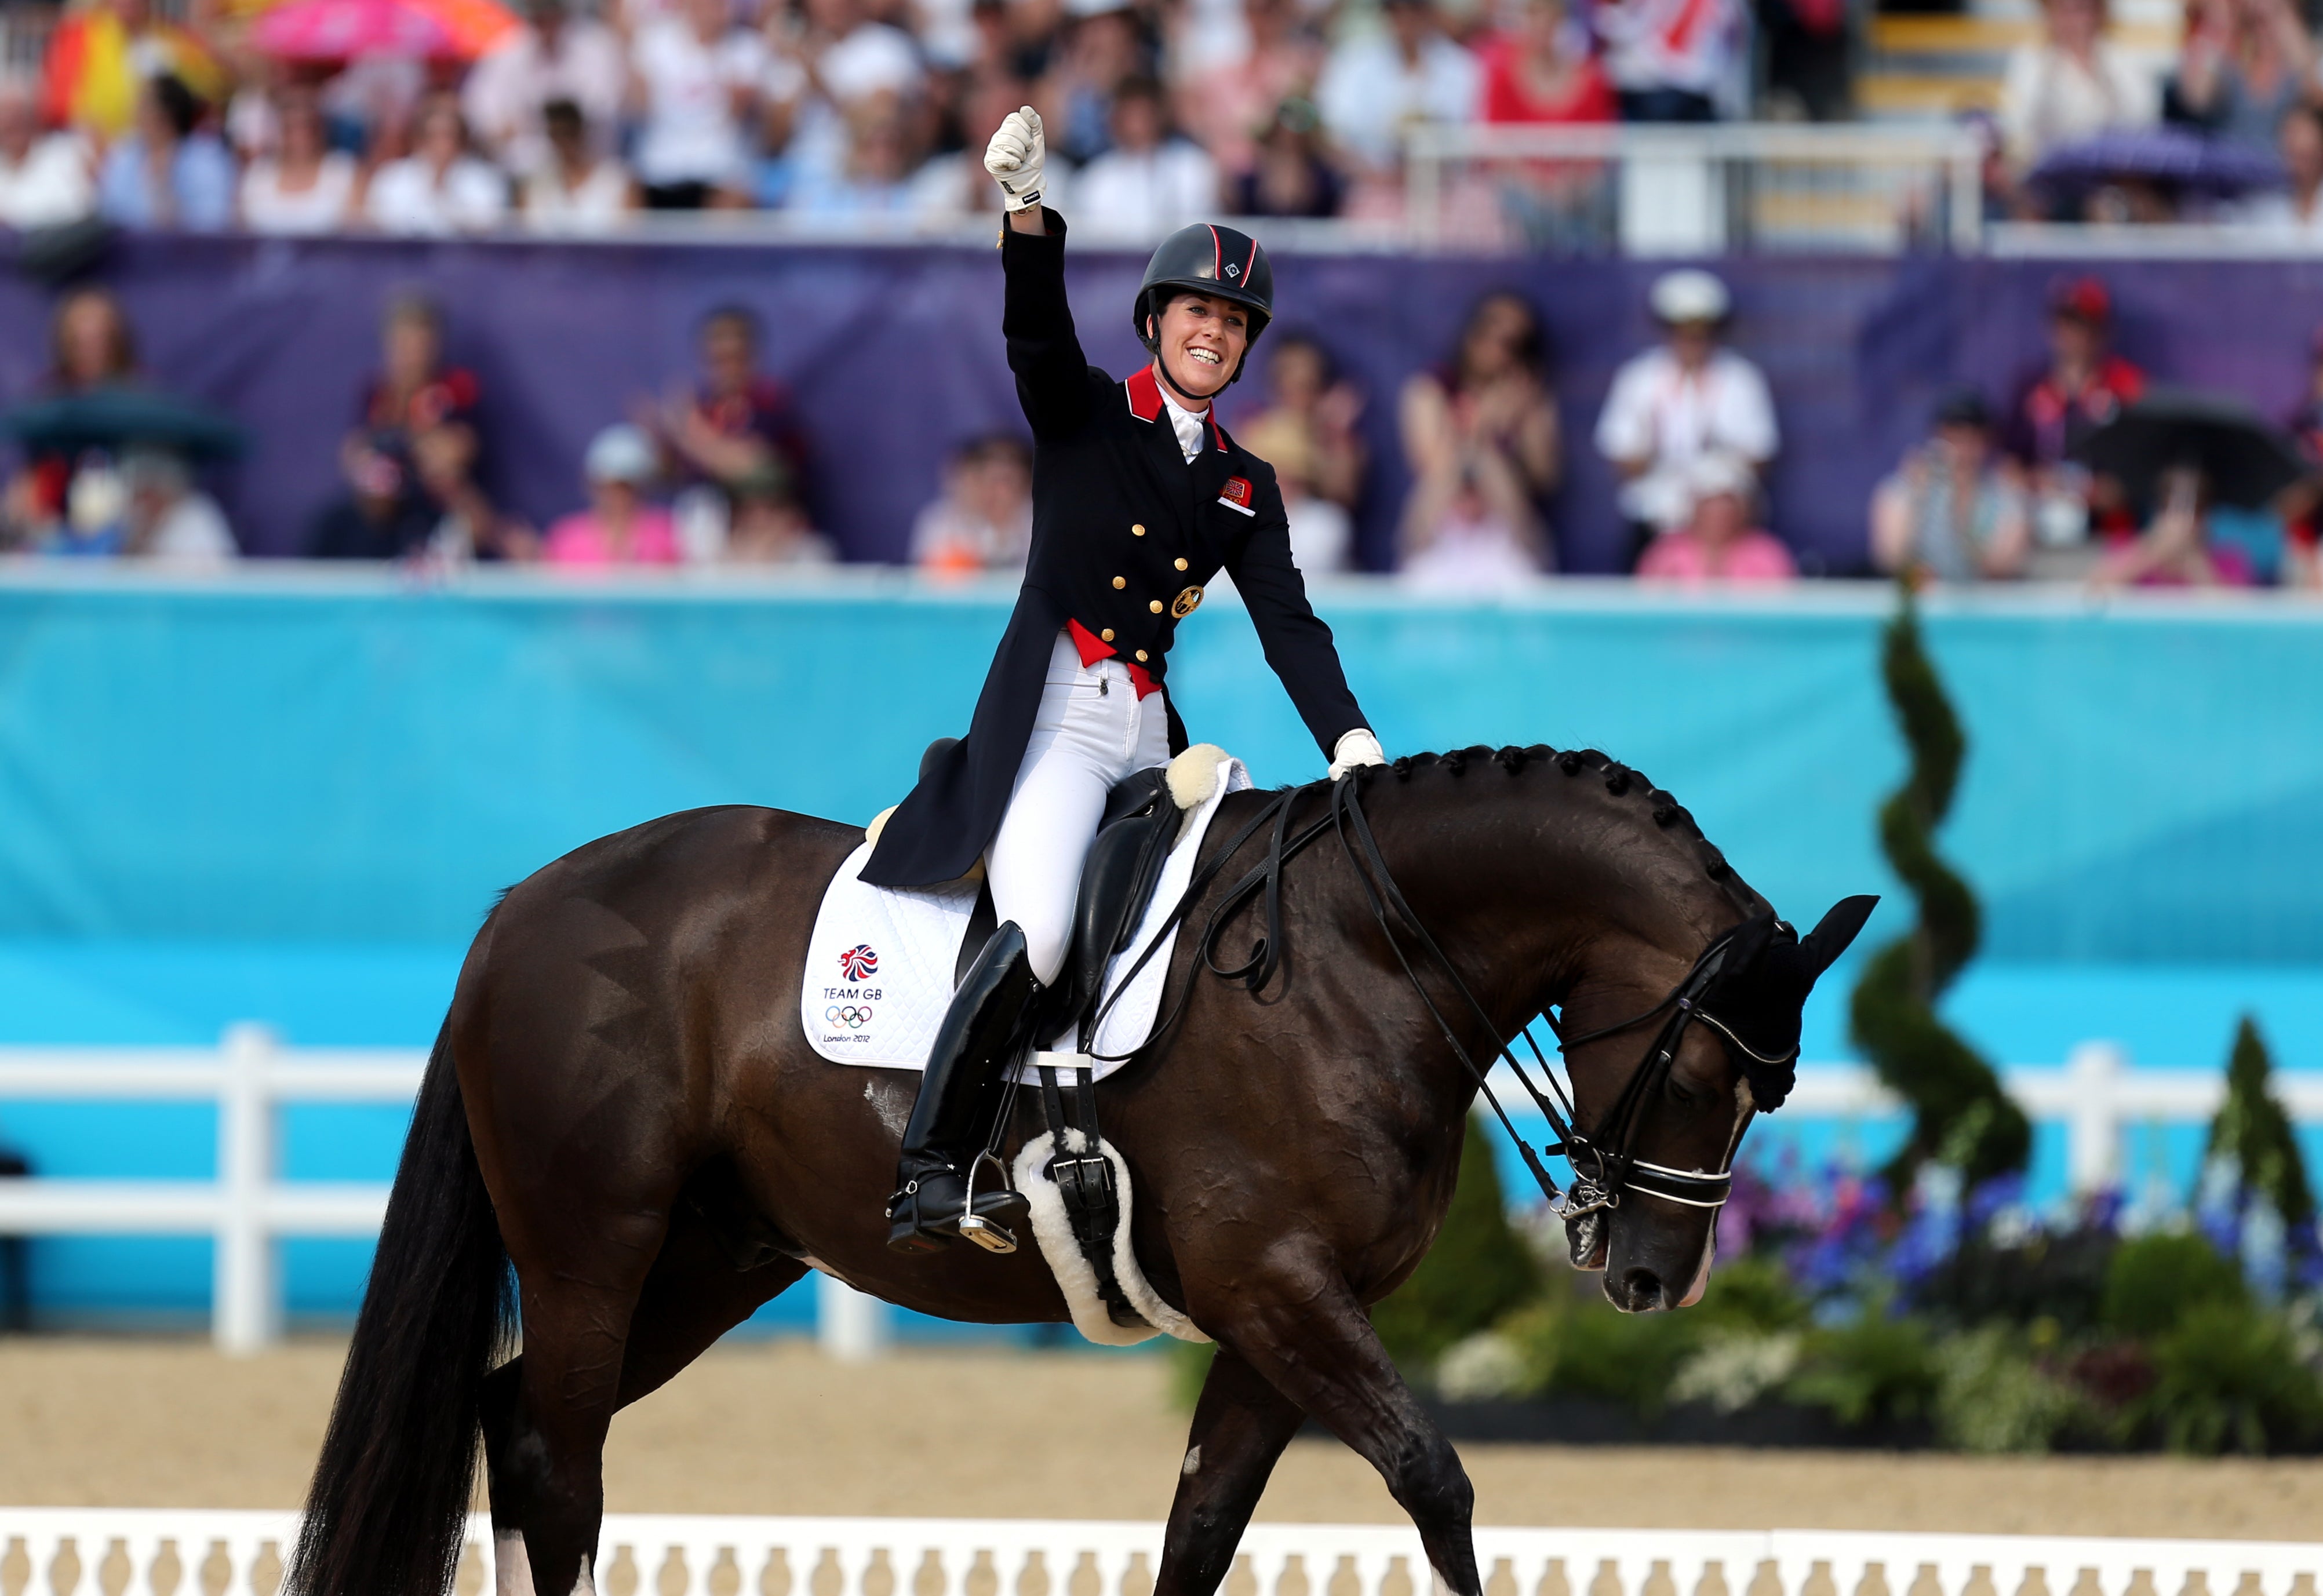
top-left (8, 1033), bottom-right (2323, 1352)
top-left (0, 1512), bottom-right (2315, 1596)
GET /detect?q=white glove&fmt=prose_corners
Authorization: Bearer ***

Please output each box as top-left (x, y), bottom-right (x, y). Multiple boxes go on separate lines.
top-left (984, 105), bottom-right (1047, 213)
top-left (1328, 728), bottom-right (1386, 781)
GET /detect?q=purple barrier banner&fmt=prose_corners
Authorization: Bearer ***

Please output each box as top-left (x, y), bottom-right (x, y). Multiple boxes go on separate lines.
top-left (5, 236), bottom-right (2322, 572)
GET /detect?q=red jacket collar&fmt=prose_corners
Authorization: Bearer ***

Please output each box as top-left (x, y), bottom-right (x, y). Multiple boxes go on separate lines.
top-left (1126, 364), bottom-right (1229, 452)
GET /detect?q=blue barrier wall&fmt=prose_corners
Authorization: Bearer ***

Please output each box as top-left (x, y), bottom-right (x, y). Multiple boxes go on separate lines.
top-left (3, 574), bottom-right (2322, 1322)
top-left (1, 574), bottom-right (2317, 961)
top-left (15, 238), bottom-right (2323, 571)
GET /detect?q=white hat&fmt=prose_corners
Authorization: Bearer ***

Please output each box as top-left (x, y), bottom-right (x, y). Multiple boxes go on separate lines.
top-left (585, 424), bottom-right (657, 485)
top-left (1650, 268), bottom-right (1731, 325)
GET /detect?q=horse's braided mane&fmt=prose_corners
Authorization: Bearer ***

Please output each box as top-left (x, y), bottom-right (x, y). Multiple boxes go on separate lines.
top-left (1371, 743), bottom-right (1752, 904)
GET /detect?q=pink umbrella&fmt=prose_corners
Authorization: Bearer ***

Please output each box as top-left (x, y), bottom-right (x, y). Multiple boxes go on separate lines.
top-left (252, 0), bottom-right (461, 61)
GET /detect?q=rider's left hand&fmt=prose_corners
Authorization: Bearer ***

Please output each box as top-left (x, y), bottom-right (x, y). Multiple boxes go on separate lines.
top-left (1329, 728), bottom-right (1386, 781)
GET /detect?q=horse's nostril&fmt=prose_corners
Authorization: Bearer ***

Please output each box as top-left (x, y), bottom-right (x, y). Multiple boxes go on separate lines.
top-left (1614, 1266), bottom-right (1665, 1312)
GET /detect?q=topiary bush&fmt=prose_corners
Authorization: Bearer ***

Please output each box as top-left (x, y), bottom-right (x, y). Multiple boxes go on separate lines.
top-left (2207, 1015), bottom-right (2317, 1248)
top-left (2100, 1231), bottom-right (2246, 1340)
top-left (1848, 585), bottom-right (2029, 1194)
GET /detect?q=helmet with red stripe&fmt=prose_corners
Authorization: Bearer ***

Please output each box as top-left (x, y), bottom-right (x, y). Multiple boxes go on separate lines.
top-left (1133, 223), bottom-right (1274, 381)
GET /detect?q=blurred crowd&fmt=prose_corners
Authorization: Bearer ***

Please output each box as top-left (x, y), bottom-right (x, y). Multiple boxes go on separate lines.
top-left (13, 263), bottom-right (2323, 589)
top-left (1988, 0), bottom-right (2323, 229)
top-left (0, 0), bottom-right (1782, 242)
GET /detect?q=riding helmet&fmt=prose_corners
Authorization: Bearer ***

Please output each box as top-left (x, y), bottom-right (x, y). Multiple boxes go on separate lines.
top-left (1133, 224), bottom-right (1275, 379)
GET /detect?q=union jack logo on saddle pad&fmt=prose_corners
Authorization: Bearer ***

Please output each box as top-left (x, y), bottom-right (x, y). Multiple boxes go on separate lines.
top-left (839, 944), bottom-right (879, 981)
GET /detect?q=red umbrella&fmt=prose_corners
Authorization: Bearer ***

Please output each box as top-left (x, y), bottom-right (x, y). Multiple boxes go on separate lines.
top-left (250, 0), bottom-right (514, 61)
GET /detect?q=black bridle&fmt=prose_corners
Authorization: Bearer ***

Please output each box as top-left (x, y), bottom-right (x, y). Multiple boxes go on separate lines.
top-left (1088, 767), bottom-right (1783, 1218)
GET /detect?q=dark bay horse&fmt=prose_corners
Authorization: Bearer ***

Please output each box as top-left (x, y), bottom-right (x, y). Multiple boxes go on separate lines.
top-left (286, 745), bottom-right (1867, 1596)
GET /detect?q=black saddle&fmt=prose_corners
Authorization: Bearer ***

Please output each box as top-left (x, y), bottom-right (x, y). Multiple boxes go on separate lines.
top-left (934, 736), bottom-right (1183, 1040)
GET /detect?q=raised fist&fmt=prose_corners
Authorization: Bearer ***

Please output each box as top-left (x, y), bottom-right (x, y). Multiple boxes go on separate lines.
top-left (984, 105), bottom-right (1046, 213)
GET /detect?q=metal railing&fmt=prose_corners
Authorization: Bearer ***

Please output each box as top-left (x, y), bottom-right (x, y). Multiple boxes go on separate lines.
top-left (0, 1511), bottom-right (2315, 1596)
top-left (4, 1034), bottom-right (2317, 1351)
top-left (1404, 122), bottom-right (1986, 256)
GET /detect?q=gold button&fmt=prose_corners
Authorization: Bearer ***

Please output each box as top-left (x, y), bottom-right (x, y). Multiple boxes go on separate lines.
top-left (1174, 557), bottom-right (1188, 571)
top-left (1112, 575), bottom-right (1126, 589)
top-left (1135, 650), bottom-right (1148, 662)
top-left (1149, 599), bottom-right (1164, 614)
top-left (1100, 628), bottom-right (1115, 642)
top-left (1131, 524), bottom-right (1146, 536)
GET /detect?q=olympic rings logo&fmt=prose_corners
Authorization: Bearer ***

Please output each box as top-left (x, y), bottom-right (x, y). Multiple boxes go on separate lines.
top-left (826, 1004), bottom-right (876, 1029)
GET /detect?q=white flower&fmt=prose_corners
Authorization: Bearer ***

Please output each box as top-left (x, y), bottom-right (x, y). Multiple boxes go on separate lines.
top-left (1436, 1332), bottom-right (1528, 1402)
top-left (1669, 1332), bottom-right (1802, 1414)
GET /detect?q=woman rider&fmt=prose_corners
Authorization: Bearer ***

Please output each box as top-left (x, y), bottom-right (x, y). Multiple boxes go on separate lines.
top-left (868, 106), bottom-right (1385, 1254)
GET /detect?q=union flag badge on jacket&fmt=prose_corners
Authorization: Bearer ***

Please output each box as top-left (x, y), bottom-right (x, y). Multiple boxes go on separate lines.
top-left (1217, 476), bottom-right (1255, 516)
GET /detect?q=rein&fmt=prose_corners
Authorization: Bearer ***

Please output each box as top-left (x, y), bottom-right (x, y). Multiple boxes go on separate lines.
top-left (1092, 770), bottom-right (1760, 1216)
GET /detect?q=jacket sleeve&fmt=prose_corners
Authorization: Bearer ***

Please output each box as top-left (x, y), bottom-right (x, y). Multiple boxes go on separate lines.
top-left (1003, 209), bottom-right (1099, 441)
top-left (1222, 464), bottom-right (1370, 757)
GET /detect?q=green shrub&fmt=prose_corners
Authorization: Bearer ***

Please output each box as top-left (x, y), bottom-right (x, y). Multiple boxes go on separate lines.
top-left (2207, 1015), bottom-right (2317, 1233)
top-left (1692, 1255), bottom-right (1813, 1335)
top-left (2140, 1299), bottom-right (2323, 1456)
top-left (1786, 1309), bottom-right (1943, 1430)
top-left (1933, 1325), bottom-right (2084, 1454)
top-left (1497, 1289), bottom-right (1703, 1416)
top-left (1371, 1116), bottom-right (1541, 1369)
top-left (2100, 1232), bottom-right (2245, 1340)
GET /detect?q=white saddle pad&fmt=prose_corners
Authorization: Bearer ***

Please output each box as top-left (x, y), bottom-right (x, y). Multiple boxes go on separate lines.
top-left (802, 753), bottom-right (1253, 1079)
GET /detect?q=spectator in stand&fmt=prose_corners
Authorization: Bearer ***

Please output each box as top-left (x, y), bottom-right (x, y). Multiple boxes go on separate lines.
top-left (2, 286), bottom-right (137, 547)
top-left (1480, 0), bottom-right (1616, 125)
top-left (727, 464), bottom-right (838, 563)
top-left (1046, 0), bottom-right (1149, 165)
top-left (1595, 269), bottom-right (1777, 559)
top-left (365, 92), bottom-right (511, 234)
top-left (624, 0), bottom-right (769, 208)
top-left (2092, 464), bottom-right (2263, 586)
top-left (97, 74), bottom-right (234, 232)
top-left (1316, 0), bottom-right (1480, 179)
top-left (2235, 100), bottom-right (2323, 235)
top-left (790, 90), bottom-right (929, 213)
top-left (1594, 0), bottom-right (1743, 121)
top-left (522, 97), bottom-right (638, 231)
top-left (241, 85), bottom-right (359, 235)
top-left (911, 433), bottom-right (1033, 574)
top-left (2169, 0), bottom-right (2312, 153)
top-left (1870, 387), bottom-right (2033, 582)
top-left (1636, 452), bottom-right (1795, 583)
top-left (41, 0), bottom-right (224, 144)
top-left (0, 79), bottom-right (93, 231)
top-left (116, 447), bottom-right (236, 563)
top-left (463, 0), bottom-right (627, 180)
top-left (1759, 0), bottom-right (1851, 121)
top-left (1178, 0), bottom-right (1323, 181)
top-left (307, 439), bottom-right (440, 559)
top-left (906, 71), bottom-right (1043, 216)
top-left (1232, 97), bottom-right (1343, 217)
top-left (1237, 331), bottom-right (1367, 520)
top-left (2003, 274), bottom-right (2144, 545)
top-left (640, 305), bottom-right (811, 547)
top-left (544, 424), bottom-right (681, 566)
top-left (1999, 0), bottom-right (2158, 172)
top-left (1399, 291), bottom-right (1559, 584)
top-left (765, 0), bottom-right (927, 200)
top-left (1072, 74), bottom-right (1216, 235)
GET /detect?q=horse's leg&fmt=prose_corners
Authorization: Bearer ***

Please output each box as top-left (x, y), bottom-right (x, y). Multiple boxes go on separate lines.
top-left (1208, 1284), bottom-right (1481, 1596)
top-left (1153, 1343), bottom-right (1308, 1596)
top-left (478, 1205), bottom-right (669, 1596)
top-left (614, 1206), bottom-right (810, 1409)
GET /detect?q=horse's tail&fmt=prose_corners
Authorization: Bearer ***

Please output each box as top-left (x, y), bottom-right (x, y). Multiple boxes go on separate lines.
top-left (285, 1022), bottom-right (512, 1596)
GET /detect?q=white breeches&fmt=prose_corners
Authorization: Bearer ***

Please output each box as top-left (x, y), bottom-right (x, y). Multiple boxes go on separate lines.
top-left (986, 628), bottom-right (1172, 985)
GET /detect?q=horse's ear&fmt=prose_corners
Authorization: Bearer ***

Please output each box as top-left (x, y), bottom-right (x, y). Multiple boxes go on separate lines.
top-left (1800, 895), bottom-right (1879, 982)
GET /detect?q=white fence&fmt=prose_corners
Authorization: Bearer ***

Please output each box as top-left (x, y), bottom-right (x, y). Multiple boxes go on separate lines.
top-left (0, 1512), bottom-right (2315, 1596)
top-left (5, 1033), bottom-right (2321, 1352)
top-left (1403, 123), bottom-right (1985, 257)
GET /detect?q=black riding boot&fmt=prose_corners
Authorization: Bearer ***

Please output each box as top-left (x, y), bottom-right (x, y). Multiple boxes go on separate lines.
top-left (884, 921), bottom-right (1041, 1255)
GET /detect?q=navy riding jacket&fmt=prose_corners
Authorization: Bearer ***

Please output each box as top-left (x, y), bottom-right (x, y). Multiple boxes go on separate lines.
top-left (861, 210), bottom-right (1370, 891)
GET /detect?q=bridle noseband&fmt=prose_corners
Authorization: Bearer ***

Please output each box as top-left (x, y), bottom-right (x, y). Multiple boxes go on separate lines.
top-left (1088, 770), bottom-right (1783, 1222)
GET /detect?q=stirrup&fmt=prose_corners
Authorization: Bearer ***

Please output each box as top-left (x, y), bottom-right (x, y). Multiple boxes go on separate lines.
top-left (956, 1149), bottom-right (1019, 1256)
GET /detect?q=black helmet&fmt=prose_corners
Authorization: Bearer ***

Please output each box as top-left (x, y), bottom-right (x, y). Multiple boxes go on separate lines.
top-left (1133, 223), bottom-right (1274, 378)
